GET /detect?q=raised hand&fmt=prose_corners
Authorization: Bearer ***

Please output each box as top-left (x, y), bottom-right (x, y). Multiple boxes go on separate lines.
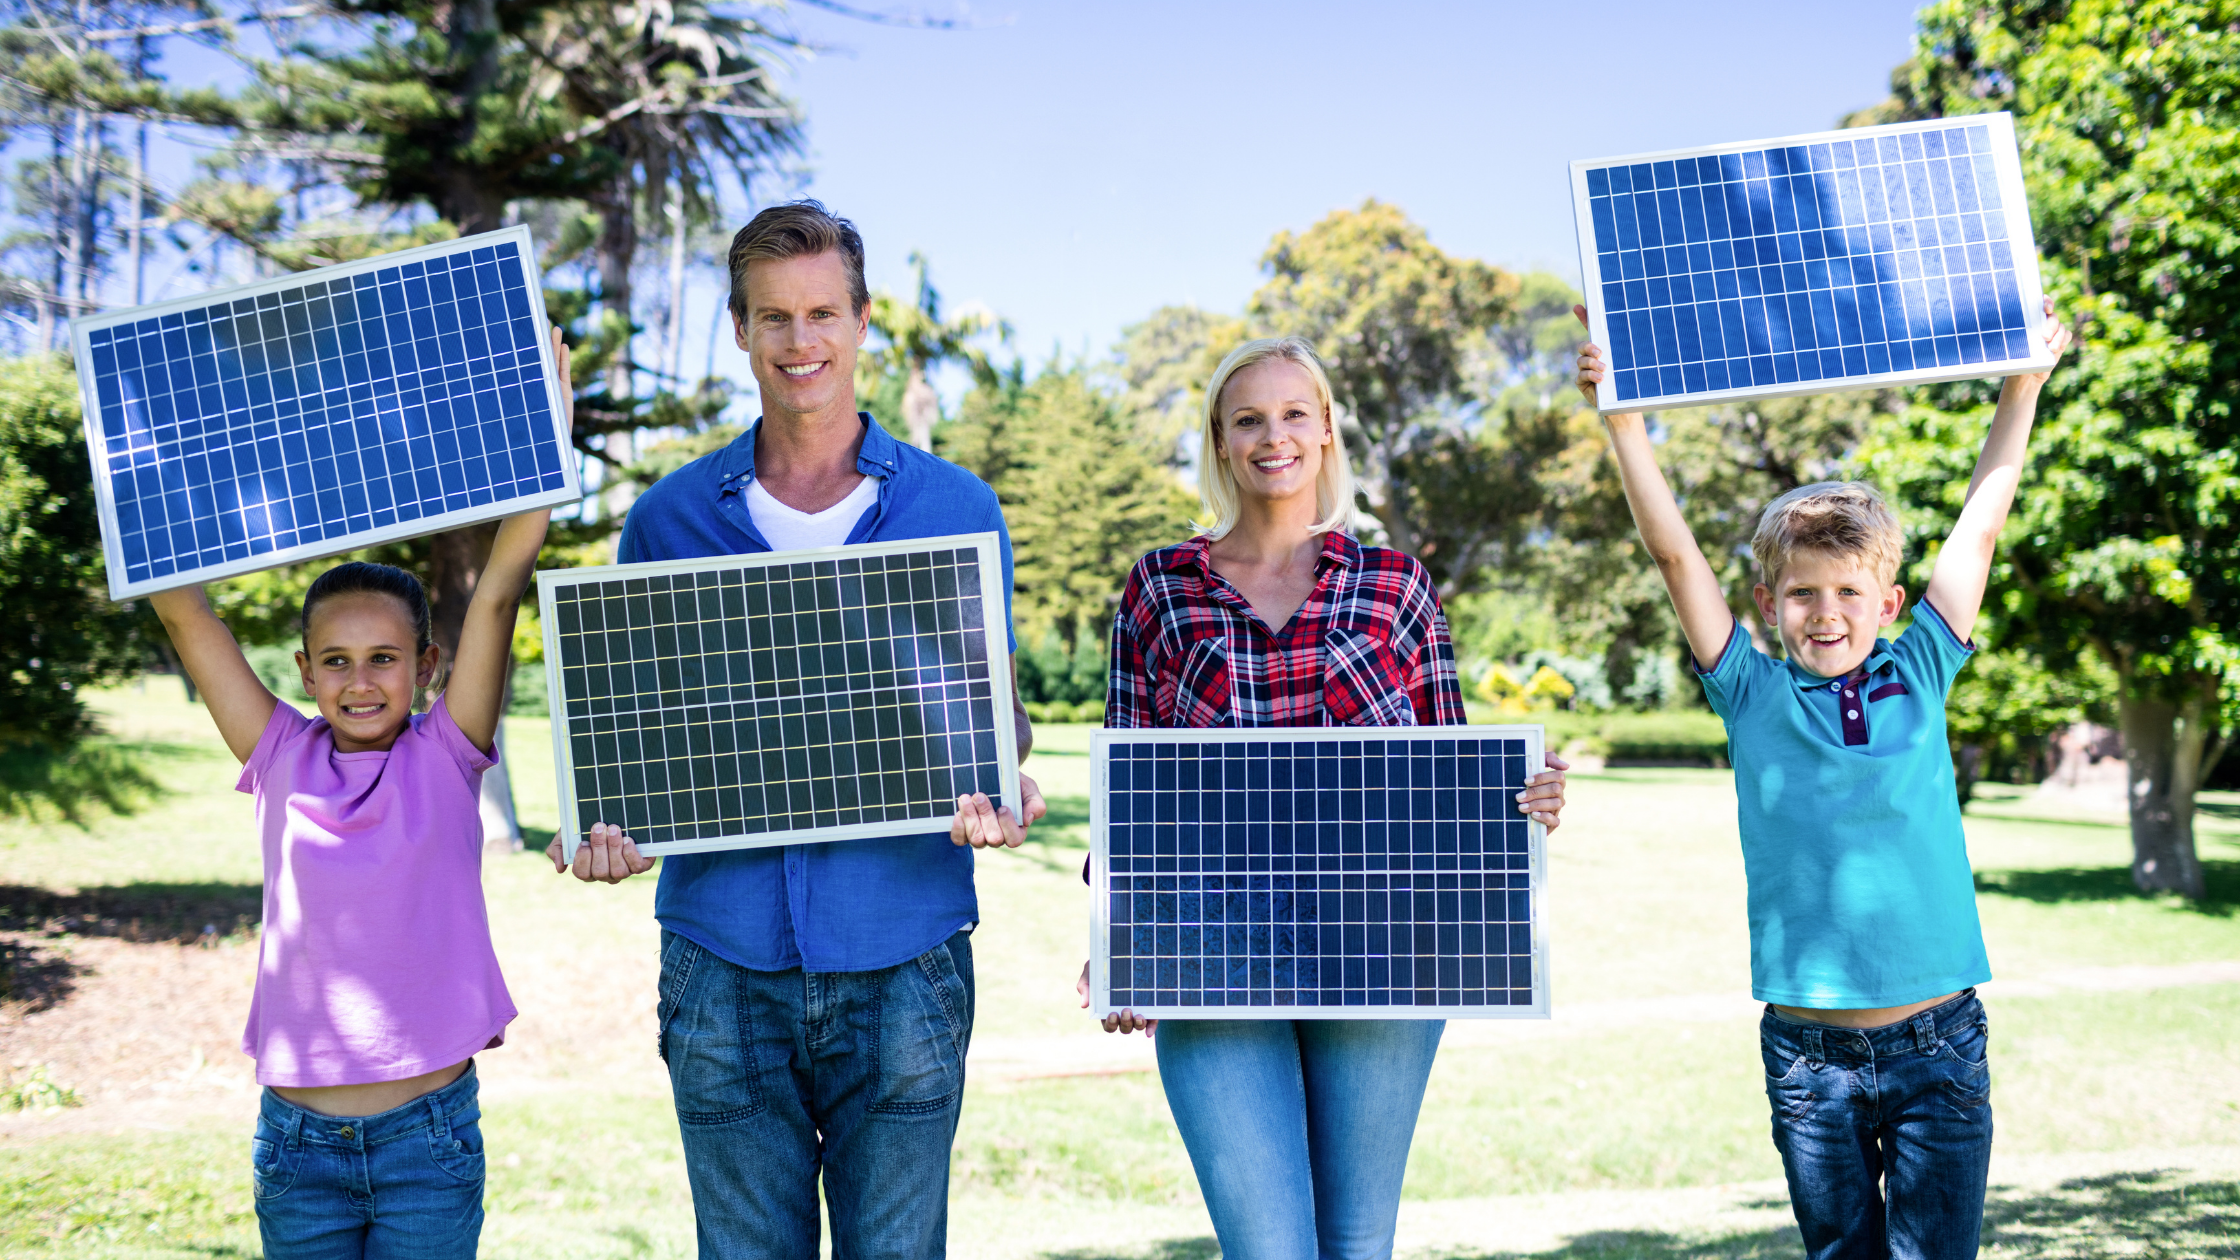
top-left (1573, 305), bottom-right (1610, 407)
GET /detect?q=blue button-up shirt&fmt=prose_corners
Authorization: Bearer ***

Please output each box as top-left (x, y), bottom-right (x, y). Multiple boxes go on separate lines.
top-left (617, 412), bottom-right (1016, 972)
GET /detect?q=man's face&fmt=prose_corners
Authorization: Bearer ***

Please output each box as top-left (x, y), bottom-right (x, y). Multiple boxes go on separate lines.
top-left (1752, 548), bottom-right (1904, 680)
top-left (733, 251), bottom-right (867, 424)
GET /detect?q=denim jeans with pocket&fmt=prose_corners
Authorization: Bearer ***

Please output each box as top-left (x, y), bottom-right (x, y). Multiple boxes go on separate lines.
top-left (1154, 1018), bottom-right (1444, 1260)
top-left (656, 928), bottom-right (973, 1260)
top-left (1761, 989), bottom-right (1994, 1260)
top-left (250, 1061), bottom-right (485, 1260)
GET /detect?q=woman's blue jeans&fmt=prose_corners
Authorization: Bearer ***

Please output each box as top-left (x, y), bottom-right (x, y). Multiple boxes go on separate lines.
top-left (1155, 1018), bottom-right (1444, 1260)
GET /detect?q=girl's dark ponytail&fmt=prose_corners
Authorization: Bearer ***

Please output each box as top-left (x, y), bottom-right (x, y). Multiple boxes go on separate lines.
top-left (301, 562), bottom-right (434, 652)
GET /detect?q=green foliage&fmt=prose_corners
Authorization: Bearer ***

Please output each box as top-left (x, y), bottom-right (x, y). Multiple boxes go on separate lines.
top-left (0, 741), bottom-right (158, 825)
top-left (944, 363), bottom-right (1196, 652)
top-left (1110, 304), bottom-right (1249, 466)
top-left (0, 355), bottom-right (150, 754)
top-left (1947, 643), bottom-right (2119, 790)
top-left (0, 1065), bottom-right (83, 1114)
top-left (1015, 627), bottom-right (1107, 708)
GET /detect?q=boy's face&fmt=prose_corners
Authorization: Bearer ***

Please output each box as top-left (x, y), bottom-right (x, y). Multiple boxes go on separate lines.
top-left (1753, 548), bottom-right (1904, 680)
top-left (296, 593), bottom-right (440, 753)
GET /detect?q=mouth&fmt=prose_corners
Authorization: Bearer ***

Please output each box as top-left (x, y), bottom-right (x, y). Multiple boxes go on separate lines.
top-left (1806, 632), bottom-right (1848, 647)
top-left (1252, 455), bottom-right (1299, 473)
top-left (340, 702), bottom-right (386, 718)
top-left (779, 361), bottom-right (825, 380)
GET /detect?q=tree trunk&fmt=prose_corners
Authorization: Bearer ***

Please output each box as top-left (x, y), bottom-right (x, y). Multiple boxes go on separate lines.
top-left (2117, 686), bottom-right (2209, 900)
top-left (903, 359), bottom-right (939, 450)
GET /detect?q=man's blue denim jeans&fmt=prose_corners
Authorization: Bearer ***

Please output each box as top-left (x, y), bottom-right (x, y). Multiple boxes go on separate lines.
top-left (1761, 990), bottom-right (1994, 1260)
top-left (250, 1061), bottom-right (485, 1259)
top-left (657, 928), bottom-right (973, 1260)
top-left (1154, 1018), bottom-right (1444, 1260)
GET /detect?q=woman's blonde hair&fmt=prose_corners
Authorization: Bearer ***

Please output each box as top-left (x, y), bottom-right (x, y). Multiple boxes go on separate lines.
top-left (1195, 336), bottom-right (1360, 539)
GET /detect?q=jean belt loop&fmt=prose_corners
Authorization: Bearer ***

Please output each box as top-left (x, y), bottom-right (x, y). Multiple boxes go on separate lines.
top-left (283, 1102), bottom-right (304, 1150)
top-left (429, 1090), bottom-right (454, 1148)
top-left (1913, 1010), bottom-right (1939, 1055)
top-left (1802, 1025), bottom-right (1824, 1068)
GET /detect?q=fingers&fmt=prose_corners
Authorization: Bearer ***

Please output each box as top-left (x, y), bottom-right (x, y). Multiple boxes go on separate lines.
top-left (1077, 960), bottom-right (1091, 1009)
top-left (546, 835), bottom-right (567, 873)
top-left (1019, 773), bottom-right (1047, 826)
top-left (1099, 1009), bottom-right (1154, 1035)
top-left (1572, 303), bottom-right (1589, 330)
top-left (1519, 765), bottom-right (1568, 834)
top-left (571, 822), bottom-right (644, 883)
top-left (950, 792), bottom-right (1005, 848)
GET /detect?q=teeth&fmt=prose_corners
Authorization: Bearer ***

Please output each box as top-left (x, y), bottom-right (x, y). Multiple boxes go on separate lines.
top-left (781, 363), bottom-right (820, 377)
top-left (1254, 457), bottom-right (1297, 470)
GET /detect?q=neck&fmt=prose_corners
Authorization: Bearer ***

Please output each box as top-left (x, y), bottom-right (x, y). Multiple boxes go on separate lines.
top-left (1213, 488), bottom-right (1324, 568)
top-left (756, 399), bottom-right (865, 483)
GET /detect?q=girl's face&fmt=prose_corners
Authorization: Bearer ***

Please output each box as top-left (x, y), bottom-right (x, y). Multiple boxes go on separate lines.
top-left (1217, 359), bottom-right (1330, 506)
top-left (295, 593), bottom-right (440, 753)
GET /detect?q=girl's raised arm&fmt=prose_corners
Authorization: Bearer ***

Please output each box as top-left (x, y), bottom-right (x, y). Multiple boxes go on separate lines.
top-left (148, 587), bottom-right (281, 763)
top-left (446, 508), bottom-right (550, 756)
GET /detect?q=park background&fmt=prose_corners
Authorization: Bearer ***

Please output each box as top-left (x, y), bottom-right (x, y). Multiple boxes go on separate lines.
top-left (1, 0), bottom-right (2236, 1255)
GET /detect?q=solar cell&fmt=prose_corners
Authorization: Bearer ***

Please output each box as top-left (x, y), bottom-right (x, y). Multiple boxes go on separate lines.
top-left (538, 533), bottom-right (1021, 860)
top-left (1090, 728), bottom-right (1549, 1019)
top-left (1569, 113), bottom-right (2056, 413)
top-left (70, 226), bottom-right (581, 599)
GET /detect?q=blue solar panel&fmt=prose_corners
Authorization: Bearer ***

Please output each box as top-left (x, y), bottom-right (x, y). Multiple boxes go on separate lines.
top-left (71, 226), bottom-right (581, 599)
top-left (1091, 729), bottom-right (1549, 1019)
top-left (538, 535), bottom-right (1022, 861)
top-left (1569, 112), bottom-right (2054, 412)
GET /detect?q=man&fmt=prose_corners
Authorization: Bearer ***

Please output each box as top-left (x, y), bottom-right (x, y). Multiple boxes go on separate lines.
top-left (549, 200), bottom-right (1043, 1259)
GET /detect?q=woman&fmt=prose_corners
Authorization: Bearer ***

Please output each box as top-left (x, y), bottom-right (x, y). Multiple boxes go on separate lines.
top-left (1082, 336), bottom-right (1569, 1258)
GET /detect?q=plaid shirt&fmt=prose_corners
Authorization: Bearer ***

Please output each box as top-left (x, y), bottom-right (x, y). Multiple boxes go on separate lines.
top-left (1105, 531), bottom-right (1465, 729)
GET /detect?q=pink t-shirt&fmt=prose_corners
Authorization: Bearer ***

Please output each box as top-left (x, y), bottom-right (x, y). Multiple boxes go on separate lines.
top-left (237, 696), bottom-right (517, 1087)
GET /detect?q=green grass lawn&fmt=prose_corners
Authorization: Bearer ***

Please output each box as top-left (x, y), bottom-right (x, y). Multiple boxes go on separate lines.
top-left (2, 686), bottom-right (2236, 1258)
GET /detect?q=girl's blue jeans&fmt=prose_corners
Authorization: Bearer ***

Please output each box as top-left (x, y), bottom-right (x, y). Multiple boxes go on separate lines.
top-left (1154, 1017), bottom-right (1444, 1260)
top-left (251, 1061), bottom-right (485, 1259)
top-left (1761, 989), bottom-right (1994, 1260)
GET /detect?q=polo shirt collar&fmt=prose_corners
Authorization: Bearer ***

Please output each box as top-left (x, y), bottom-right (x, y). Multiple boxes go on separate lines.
top-left (712, 411), bottom-right (902, 490)
top-left (1159, 529), bottom-right (1360, 576)
top-left (1786, 634), bottom-right (1898, 691)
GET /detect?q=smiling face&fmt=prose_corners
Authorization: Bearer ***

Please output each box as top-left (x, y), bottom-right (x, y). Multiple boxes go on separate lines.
top-left (1216, 358), bottom-right (1331, 508)
top-left (295, 592), bottom-right (440, 753)
top-left (1753, 549), bottom-right (1905, 680)
top-left (733, 250), bottom-right (869, 426)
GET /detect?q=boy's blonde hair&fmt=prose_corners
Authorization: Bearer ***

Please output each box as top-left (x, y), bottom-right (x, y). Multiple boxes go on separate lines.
top-left (1751, 481), bottom-right (1904, 587)
top-left (1195, 336), bottom-right (1360, 539)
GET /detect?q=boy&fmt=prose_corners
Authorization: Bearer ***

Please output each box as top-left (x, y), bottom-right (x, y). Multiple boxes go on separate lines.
top-left (1572, 299), bottom-right (2069, 1258)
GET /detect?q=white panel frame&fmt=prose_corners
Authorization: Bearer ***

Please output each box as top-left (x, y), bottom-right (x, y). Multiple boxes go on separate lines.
top-left (71, 225), bottom-right (582, 599)
top-left (1569, 112), bottom-right (2056, 414)
top-left (1089, 726), bottom-right (1550, 1021)
top-left (539, 531), bottom-right (1020, 861)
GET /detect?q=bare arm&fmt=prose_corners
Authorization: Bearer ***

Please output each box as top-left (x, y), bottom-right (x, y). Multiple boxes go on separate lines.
top-left (147, 587), bottom-right (279, 763)
top-left (446, 508), bottom-right (550, 754)
top-left (1922, 300), bottom-right (2072, 643)
top-left (1573, 308), bottom-right (1735, 669)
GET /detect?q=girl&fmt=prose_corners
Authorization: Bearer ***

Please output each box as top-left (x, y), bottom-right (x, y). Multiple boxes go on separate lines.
top-left (1082, 336), bottom-right (1570, 1259)
top-left (147, 334), bottom-right (565, 1258)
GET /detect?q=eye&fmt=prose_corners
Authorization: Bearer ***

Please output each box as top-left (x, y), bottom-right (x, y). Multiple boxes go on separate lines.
top-left (323, 655), bottom-right (348, 668)
top-left (370, 653), bottom-right (396, 666)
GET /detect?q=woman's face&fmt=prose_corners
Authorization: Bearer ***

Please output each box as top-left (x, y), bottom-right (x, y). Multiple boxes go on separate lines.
top-left (1217, 359), bottom-right (1329, 506)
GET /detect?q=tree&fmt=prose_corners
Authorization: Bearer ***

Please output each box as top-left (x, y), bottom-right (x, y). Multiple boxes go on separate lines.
top-left (1110, 303), bottom-right (1247, 469)
top-left (943, 363), bottom-right (1194, 651)
top-left (1250, 200), bottom-right (1513, 556)
top-left (860, 252), bottom-right (1006, 450)
top-left (1852, 0), bottom-right (2239, 898)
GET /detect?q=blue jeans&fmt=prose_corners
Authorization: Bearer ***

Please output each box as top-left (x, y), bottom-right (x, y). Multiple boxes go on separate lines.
top-left (1155, 1018), bottom-right (1444, 1260)
top-left (1761, 990), bottom-right (1994, 1260)
top-left (250, 1062), bottom-right (485, 1260)
top-left (657, 928), bottom-right (973, 1260)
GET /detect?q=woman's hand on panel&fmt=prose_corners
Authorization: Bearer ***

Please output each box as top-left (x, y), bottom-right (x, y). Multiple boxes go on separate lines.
top-left (547, 821), bottom-right (653, 882)
top-left (951, 773), bottom-right (1046, 849)
top-left (1518, 752), bottom-right (1570, 833)
top-left (1573, 305), bottom-right (1609, 406)
top-left (1079, 961), bottom-right (1155, 1035)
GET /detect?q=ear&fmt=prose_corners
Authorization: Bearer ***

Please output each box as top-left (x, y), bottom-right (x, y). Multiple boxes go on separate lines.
top-left (415, 644), bottom-right (441, 689)
top-left (731, 310), bottom-right (749, 352)
top-left (1752, 582), bottom-right (1777, 626)
top-left (295, 649), bottom-right (314, 698)
top-left (1880, 583), bottom-right (1906, 627)
top-left (854, 304), bottom-right (869, 346)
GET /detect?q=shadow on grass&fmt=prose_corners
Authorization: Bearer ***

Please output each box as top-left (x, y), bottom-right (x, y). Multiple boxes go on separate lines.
top-left (1974, 861), bottom-right (2240, 917)
top-left (1042, 1240), bottom-right (1219, 1260)
top-left (0, 742), bottom-right (168, 826)
top-left (0, 881), bottom-right (262, 942)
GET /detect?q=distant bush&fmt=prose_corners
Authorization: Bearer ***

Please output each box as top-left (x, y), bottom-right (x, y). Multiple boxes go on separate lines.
top-left (1510, 710), bottom-right (1730, 768)
top-left (1026, 700), bottom-right (1103, 725)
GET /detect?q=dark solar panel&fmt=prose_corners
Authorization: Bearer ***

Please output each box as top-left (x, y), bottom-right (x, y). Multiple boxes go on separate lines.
top-left (1570, 113), bottom-right (2054, 412)
top-left (1091, 729), bottom-right (1549, 1019)
top-left (71, 226), bottom-right (580, 598)
top-left (538, 534), bottom-right (1020, 859)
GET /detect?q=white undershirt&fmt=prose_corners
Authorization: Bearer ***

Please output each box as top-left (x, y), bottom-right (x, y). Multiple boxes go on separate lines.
top-left (745, 474), bottom-right (878, 551)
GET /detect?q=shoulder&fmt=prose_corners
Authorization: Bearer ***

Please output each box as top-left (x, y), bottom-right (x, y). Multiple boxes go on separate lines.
top-left (1350, 543), bottom-right (1440, 606)
top-left (891, 441), bottom-right (1000, 513)
top-left (1113, 540), bottom-right (1211, 628)
top-left (629, 438), bottom-right (738, 522)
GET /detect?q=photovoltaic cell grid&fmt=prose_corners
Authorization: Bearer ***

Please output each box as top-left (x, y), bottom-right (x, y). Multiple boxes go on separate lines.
top-left (538, 534), bottom-right (1020, 860)
top-left (1091, 730), bottom-right (1548, 1019)
top-left (1570, 114), bottom-right (2050, 412)
top-left (71, 226), bottom-right (579, 598)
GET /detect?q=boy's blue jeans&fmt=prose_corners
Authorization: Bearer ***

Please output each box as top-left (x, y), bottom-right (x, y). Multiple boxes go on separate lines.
top-left (1155, 1018), bottom-right (1444, 1260)
top-left (657, 928), bottom-right (973, 1260)
top-left (251, 1061), bottom-right (485, 1260)
top-left (1761, 990), bottom-right (1994, 1260)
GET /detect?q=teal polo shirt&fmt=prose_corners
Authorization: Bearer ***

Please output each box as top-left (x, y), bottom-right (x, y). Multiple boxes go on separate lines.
top-left (1696, 600), bottom-right (1991, 1007)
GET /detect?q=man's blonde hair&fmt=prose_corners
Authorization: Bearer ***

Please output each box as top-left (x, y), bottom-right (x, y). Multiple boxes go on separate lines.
top-left (1196, 337), bottom-right (1360, 540)
top-left (1752, 481), bottom-right (1904, 586)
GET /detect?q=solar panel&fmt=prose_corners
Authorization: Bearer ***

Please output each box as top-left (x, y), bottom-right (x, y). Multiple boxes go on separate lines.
top-left (70, 225), bottom-right (581, 599)
top-left (1089, 728), bottom-right (1549, 1020)
top-left (1569, 112), bottom-right (2057, 413)
top-left (537, 533), bottom-right (1021, 861)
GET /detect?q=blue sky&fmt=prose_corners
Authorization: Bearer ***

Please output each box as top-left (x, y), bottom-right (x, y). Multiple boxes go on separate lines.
top-left (779, 0), bottom-right (1930, 362)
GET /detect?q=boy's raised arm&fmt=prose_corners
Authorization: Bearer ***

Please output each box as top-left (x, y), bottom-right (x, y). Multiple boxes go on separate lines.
top-left (1922, 299), bottom-right (2071, 645)
top-left (1574, 308), bottom-right (1735, 670)
top-left (148, 587), bottom-right (280, 763)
